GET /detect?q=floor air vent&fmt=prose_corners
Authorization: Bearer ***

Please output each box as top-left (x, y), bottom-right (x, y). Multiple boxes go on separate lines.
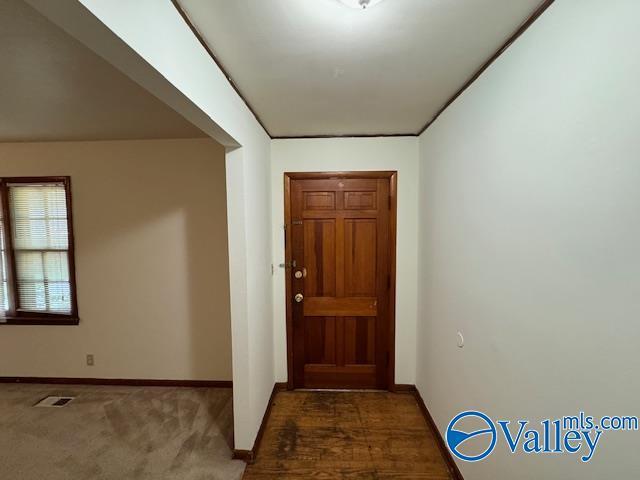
top-left (34, 396), bottom-right (75, 408)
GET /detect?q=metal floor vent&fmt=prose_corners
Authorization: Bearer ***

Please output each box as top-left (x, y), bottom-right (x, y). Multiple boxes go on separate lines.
top-left (34, 396), bottom-right (75, 408)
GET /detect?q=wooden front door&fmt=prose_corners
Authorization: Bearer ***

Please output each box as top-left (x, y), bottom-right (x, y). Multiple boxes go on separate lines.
top-left (285, 172), bottom-right (397, 389)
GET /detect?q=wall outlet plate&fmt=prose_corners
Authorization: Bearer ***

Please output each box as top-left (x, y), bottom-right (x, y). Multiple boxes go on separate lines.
top-left (86, 354), bottom-right (94, 366)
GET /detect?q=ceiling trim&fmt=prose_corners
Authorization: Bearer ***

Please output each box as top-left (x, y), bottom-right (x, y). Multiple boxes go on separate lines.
top-left (271, 133), bottom-right (417, 140)
top-left (170, 0), bottom-right (272, 138)
top-left (171, 0), bottom-right (554, 140)
top-left (417, 0), bottom-right (555, 135)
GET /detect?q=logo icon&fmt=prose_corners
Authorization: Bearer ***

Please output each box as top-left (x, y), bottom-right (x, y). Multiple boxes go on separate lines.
top-left (446, 411), bottom-right (497, 462)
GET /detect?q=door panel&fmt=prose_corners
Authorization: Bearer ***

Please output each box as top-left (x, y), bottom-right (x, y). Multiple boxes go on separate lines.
top-left (304, 316), bottom-right (336, 365)
top-left (344, 219), bottom-right (377, 296)
top-left (303, 219), bottom-right (336, 297)
top-left (287, 173), bottom-right (395, 389)
top-left (344, 191), bottom-right (377, 210)
top-left (344, 316), bottom-right (376, 365)
top-left (303, 191), bottom-right (336, 210)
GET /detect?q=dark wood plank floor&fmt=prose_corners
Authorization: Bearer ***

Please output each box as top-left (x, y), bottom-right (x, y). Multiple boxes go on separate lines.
top-left (242, 390), bottom-right (453, 479)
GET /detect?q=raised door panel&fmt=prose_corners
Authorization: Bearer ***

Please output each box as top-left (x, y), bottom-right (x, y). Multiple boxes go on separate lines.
top-left (303, 219), bottom-right (336, 297)
top-left (304, 191), bottom-right (336, 210)
top-left (344, 219), bottom-right (377, 297)
top-left (304, 316), bottom-right (336, 365)
top-left (344, 191), bottom-right (377, 210)
top-left (344, 316), bottom-right (376, 366)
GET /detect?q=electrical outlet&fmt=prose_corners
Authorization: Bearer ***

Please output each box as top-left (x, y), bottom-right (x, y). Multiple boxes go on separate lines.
top-left (86, 354), bottom-right (94, 366)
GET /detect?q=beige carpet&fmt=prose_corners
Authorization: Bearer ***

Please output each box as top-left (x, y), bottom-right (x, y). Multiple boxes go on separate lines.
top-left (0, 384), bottom-right (245, 480)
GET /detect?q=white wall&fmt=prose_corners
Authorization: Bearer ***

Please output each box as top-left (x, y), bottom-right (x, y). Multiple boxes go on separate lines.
top-left (0, 139), bottom-right (232, 380)
top-left (24, 0), bottom-right (275, 451)
top-left (417, 1), bottom-right (640, 478)
top-left (271, 137), bottom-right (419, 385)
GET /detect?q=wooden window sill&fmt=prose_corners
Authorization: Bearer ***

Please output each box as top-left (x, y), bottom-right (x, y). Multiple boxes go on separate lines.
top-left (0, 316), bottom-right (79, 326)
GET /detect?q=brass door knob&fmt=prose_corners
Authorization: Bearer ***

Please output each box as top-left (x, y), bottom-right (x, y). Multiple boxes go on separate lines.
top-left (294, 293), bottom-right (304, 303)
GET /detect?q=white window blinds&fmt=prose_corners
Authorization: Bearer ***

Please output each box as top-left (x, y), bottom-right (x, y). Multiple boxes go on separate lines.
top-left (8, 183), bottom-right (72, 314)
top-left (0, 206), bottom-right (8, 313)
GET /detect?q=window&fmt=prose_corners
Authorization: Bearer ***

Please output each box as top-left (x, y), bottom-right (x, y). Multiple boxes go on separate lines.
top-left (0, 177), bottom-right (78, 325)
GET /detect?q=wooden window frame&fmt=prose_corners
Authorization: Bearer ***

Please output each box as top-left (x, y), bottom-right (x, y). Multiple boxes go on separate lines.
top-left (0, 176), bottom-right (79, 326)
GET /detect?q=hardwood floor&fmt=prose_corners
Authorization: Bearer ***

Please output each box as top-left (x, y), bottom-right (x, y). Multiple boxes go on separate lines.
top-left (243, 390), bottom-right (453, 479)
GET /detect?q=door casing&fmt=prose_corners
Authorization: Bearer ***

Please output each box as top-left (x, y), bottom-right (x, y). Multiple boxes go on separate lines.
top-left (283, 171), bottom-right (397, 390)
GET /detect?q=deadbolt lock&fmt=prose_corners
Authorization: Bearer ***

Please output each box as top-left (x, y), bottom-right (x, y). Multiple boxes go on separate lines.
top-left (294, 293), bottom-right (304, 303)
top-left (278, 259), bottom-right (297, 269)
